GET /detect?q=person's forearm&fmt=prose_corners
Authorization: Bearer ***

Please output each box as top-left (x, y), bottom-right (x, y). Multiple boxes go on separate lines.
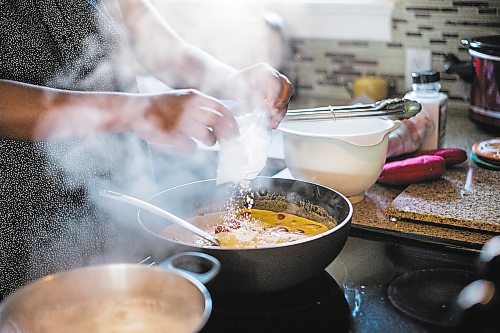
top-left (118, 0), bottom-right (236, 97)
top-left (0, 80), bottom-right (141, 141)
top-left (160, 43), bottom-right (236, 98)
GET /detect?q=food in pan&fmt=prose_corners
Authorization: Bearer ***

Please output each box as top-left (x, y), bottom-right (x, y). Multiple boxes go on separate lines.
top-left (185, 209), bottom-right (331, 248)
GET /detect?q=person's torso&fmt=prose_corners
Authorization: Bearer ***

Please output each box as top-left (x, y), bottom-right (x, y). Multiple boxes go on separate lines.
top-left (0, 0), bottom-right (152, 298)
top-left (0, 0), bottom-right (135, 91)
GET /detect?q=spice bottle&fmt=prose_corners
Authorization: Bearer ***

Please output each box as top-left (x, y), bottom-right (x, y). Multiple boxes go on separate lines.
top-left (404, 71), bottom-right (448, 150)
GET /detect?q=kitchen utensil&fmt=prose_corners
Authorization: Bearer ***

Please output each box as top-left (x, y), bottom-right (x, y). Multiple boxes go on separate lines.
top-left (138, 177), bottom-right (352, 294)
top-left (100, 190), bottom-right (220, 246)
top-left (444, 35), bottom-right (500, 129)
top-left (284, 98), bottom-right (421, 122)
top-left (278, 117), bottom-right (401, 203)
top-left (0, 252), bottom-right (220, 333)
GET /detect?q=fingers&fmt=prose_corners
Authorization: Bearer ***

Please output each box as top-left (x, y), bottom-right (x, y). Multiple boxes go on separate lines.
top-left (270, 104), bottom-right (289, 129)
top-left (137, 90), bottom-right (239, 151)
top-left (196, 102), bottom-right (239, 138)
top-left (181, 107), bottom-right (238, 147)
top-left (265, 70), bottom-right (293, 128)
top-left (178, 119), bottom-right (216, 147)
top-left (166, 133), bottom-right (198, 152)
top-left (142, 127), bottom-right (198, 153)
top-left (178, 93), bottom-right (239, 146)
top-left (243, 63), bottom-right (293, 127)
top-left (270, 72), bottom-right (293, 111)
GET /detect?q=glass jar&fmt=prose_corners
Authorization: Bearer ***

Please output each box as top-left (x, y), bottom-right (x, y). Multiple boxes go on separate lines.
top-left (404, 71), bottom-right (448, 150)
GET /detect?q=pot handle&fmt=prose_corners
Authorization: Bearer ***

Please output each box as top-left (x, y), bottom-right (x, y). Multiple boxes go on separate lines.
top-left (443, 53), bottom-right (474, 83)
top-left (460, 38), bottom-right (471, 48)
top-left (160, 252), bottom-right (221, 285)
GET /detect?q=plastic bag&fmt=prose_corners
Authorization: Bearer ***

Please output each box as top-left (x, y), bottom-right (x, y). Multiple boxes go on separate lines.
top-left (216, 107), bottom-right (271, 184)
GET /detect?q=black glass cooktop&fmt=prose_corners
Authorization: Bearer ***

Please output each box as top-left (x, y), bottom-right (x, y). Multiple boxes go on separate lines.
top-left (202, 271), bottom-right (351, 333)
top-left (198, 237), bottom-right (479, 333)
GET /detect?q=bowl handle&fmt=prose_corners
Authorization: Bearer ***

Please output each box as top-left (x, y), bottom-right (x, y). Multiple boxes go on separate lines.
top-left (368, 119), bottom-right (401, 145)
top-left (384, 120), bottom-right (401, 137)
top-left (159, 252), bottom-right (221, 285)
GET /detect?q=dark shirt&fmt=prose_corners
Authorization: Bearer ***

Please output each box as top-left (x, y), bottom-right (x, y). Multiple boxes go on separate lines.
top-left (0, 0), bottom-right (125, 90)
top-left (0, 0), bottom-right (152, 298)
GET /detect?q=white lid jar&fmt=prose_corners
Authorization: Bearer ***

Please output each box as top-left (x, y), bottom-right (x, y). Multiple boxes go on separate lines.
top-left (404, 71), bottom-right (448, 150)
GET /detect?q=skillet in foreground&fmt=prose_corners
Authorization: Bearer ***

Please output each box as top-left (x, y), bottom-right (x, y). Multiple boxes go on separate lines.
top-left (139, 177), bottom-right (352, 294)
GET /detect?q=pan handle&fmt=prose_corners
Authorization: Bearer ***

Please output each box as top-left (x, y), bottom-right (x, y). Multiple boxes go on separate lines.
top-left (159, 252), bottom-right (221, 285)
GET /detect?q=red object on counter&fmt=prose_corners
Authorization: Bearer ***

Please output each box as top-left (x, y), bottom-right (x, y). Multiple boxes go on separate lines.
top-left (412, 148), bottom-right (468, 167)
top-left (378, 155), bottom-right (447, 185)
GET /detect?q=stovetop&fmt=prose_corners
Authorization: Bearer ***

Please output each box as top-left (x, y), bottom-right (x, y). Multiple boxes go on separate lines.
top-left (147, 149), bottom-right (486, 332)
top-left (200, 237), bottom-right (479, 333)
top-left (202, 270), bottom-right (351, 332)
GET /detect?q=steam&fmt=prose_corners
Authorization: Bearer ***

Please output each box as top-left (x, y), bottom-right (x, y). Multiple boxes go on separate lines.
top-left (150, 0), bottom-right (285, 70)
top-left (20, 0), bottom-right (283, 282)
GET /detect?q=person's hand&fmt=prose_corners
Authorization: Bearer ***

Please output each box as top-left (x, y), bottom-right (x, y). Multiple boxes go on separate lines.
top-left (223, 63), bottom-right (293, 129)
top-left (132, 89), bottom-right (239, 152)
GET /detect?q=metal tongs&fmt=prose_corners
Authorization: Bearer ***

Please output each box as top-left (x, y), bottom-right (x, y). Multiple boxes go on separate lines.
top-left (285, 98), bottom-right (422, 122)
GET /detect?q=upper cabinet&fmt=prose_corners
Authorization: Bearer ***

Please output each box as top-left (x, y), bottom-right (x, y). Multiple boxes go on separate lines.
top-left (264, 0), bottom-right (396, 41)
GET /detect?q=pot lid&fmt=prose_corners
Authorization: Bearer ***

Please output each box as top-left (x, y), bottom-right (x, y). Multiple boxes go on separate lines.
top-left (461, 35), bottom-right (500, 56)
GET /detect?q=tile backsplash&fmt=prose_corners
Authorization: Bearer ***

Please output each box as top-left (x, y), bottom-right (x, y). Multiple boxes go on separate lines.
top-left (283, 0), bottom-right (500, 108)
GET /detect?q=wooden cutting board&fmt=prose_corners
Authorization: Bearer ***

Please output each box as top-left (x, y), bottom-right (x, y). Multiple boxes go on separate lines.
top-left (386, 163), bottom-right (500, 234)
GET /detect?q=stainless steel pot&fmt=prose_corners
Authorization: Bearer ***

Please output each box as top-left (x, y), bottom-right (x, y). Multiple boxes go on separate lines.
top-left (0, 252), bottom-right (220, 333)
top-left (444, 35), bottom-right (500, 129)
top-left (138, 177), bottom-right (352, 294)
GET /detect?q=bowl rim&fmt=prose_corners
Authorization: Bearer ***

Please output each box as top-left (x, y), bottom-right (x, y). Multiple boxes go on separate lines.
top-left (277, 118), bottom-right (395, 138)
top-left (277, 118), bottom-right (399, 146)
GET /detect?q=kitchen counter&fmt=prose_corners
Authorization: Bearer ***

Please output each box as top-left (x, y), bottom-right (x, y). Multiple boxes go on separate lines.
top-left (354, 105), bottom-right (499, 250)
top-left (141, 78), bottom-right (498, 252)
top-left (204, 99), bottom-right (497, 332)
top-left (273, 98), bottom-right (499, 251)
top-left (144, 97), bottom-right (498, 332)
top-left (151, 97), bottom-right (498, 251)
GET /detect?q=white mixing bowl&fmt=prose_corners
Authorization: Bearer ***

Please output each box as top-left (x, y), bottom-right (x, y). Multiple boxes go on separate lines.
top-left (278, 117), bottom-right (400, 203)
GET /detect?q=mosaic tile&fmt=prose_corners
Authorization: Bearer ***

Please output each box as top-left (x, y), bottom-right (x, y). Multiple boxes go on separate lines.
top-left (284, 0), bottom-right (500, 104)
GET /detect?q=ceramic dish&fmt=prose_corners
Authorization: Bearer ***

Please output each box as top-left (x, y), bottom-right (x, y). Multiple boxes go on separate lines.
top-left (278, 117), bottom-right (400, 203)
top-left (470, 151), bottom-right (500, 171)
top-left (472, 138), bottom-right (500, 165)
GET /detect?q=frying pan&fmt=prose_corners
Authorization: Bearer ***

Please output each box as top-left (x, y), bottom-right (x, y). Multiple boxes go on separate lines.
top-left (139, 177), bottom-right (352, 294)
top-left (0, 252), bottom-right (219, 333)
